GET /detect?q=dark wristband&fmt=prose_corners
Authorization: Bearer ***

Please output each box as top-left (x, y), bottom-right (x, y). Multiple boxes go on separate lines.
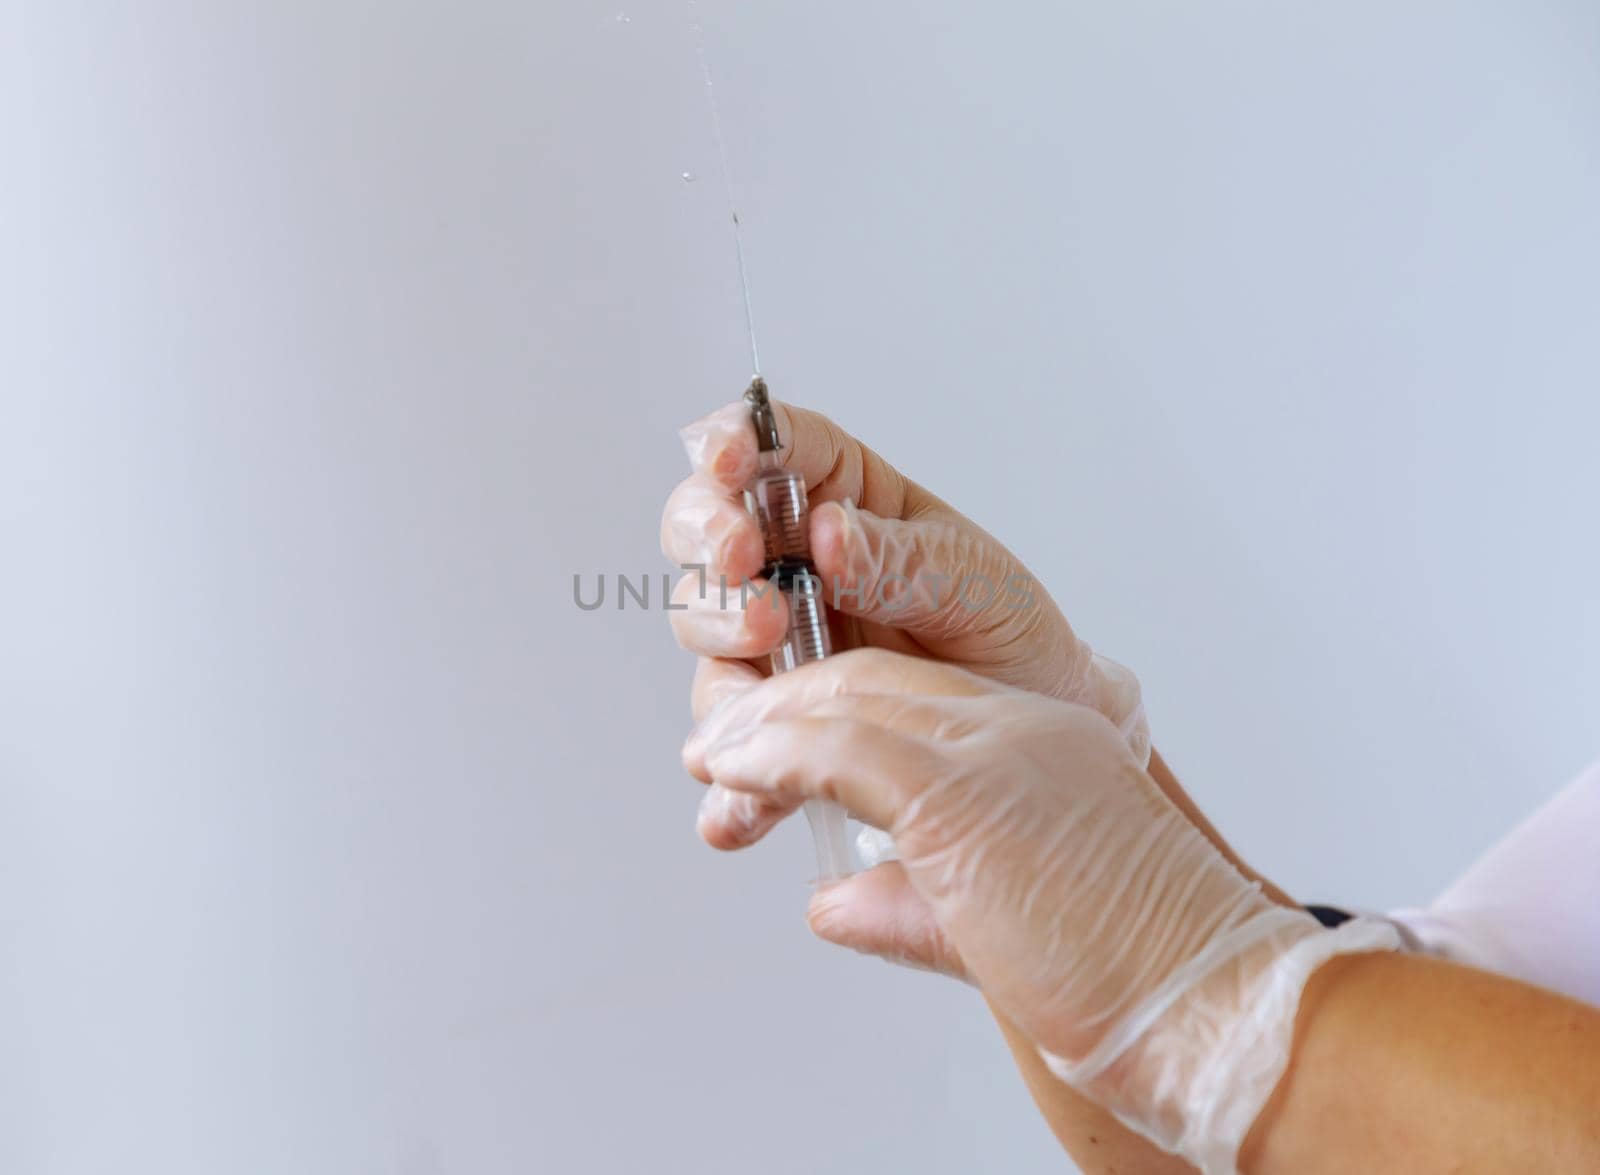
top-left (1305, 904), bottom-right (1354, 929)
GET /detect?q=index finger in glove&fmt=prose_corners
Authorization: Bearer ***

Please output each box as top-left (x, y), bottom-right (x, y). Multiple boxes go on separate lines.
top-left (659, 473), bottom-right (764, 581)
top-left (667, 570), bottom-right (791, 660)
top-left (683, 648), bottom-right (997, 780)
top-left (690, 656), bottom-right (764, 723)
top-left (696, 784), bottom-right (793, 852)
top-left (691, 658), bottom-right (804, 849)
top-left (679, 398), bottom-right (916, 518)
top-left (702, 716), bottom-right (942, 834)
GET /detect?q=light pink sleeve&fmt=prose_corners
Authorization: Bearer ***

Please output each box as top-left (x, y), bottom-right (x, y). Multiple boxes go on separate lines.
top-left (1387, 761), bottom-right (1600, 1007)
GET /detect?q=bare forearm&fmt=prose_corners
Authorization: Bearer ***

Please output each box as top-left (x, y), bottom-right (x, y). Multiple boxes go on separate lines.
top-left (1241, 951), bottom-right (1600, 1173)
top-left (987, 748), bottom-right (1295, 1173)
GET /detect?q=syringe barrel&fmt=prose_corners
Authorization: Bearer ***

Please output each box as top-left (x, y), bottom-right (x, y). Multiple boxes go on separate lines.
top-left (772, 567), bottom-right (832, 671)
top-left (743, 461), bottom-right (854, 879)
top-left (744, 465), bottom-right (832, 670)
top-left (744, 461), bottom-right (811, 566)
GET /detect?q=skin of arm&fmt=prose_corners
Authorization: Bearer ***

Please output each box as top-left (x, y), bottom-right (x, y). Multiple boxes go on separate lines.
top-left (985, 748), bottom-right (1296, 1175)
top-left (1239, 952), bottom-right (1600, 1173)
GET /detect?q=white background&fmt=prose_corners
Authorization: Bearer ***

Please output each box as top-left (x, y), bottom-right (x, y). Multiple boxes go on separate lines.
top-left (3, 2), bottom-right (1598, 1172)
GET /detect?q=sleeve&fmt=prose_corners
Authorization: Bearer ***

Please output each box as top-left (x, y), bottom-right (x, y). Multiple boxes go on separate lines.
top-left (1385, 760), bottom-right (1600, 1007)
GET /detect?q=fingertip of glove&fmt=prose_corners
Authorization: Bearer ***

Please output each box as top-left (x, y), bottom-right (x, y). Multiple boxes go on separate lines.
top-left (805, 872), bottom-right (859, 927)
top-left (696, 785), bottom-right (752, 850)
top-left (810, 498), bottom-right (854, 571)
top-left (678, 402), bottom-right (757, 487)
top-left (805, 890), bottom-right (848, 940)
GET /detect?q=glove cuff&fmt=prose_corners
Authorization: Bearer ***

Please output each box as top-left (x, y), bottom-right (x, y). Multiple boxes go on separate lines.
top-left (1046, 913), bottom-right (1402, 1175)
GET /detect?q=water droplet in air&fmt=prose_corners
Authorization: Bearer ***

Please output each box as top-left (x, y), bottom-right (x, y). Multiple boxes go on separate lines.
top-left (680, 171), bottom-right (696, 183)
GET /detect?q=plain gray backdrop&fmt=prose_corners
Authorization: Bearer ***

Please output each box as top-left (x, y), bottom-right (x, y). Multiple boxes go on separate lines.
top-left (3, 2), bottom-right (1598, 1172)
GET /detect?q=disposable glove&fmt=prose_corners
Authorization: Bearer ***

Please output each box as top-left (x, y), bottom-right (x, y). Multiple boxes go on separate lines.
top-left (684, 648), bottom-right (1400, 1175)
top-left (663, 397), bottom-right (1148, 853)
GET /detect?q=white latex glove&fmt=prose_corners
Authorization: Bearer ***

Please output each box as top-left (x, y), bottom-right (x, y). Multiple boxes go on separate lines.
top-left (662, 398), bottom-right (1148, 853)
top-left (683, 649), bottom-right (1400, 1175)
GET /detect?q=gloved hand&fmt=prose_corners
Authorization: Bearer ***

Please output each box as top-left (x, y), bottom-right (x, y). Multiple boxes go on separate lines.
top-left (663, 397), bottom-right (1149, 855)
top-left (683, 649), bottom-right (1401, 1175)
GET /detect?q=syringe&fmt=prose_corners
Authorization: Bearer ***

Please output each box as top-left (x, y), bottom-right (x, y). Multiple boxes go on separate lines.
top-left (742, 376), bottom-right (855, 880)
